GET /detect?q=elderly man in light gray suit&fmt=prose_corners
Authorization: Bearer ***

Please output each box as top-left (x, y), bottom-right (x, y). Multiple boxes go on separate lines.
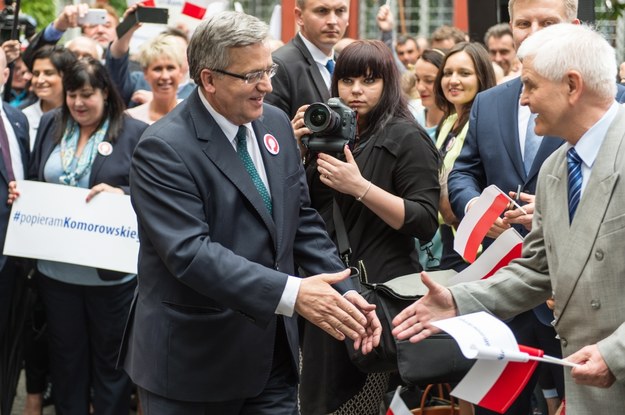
top-left (392, 23), bottom-right (625, 415)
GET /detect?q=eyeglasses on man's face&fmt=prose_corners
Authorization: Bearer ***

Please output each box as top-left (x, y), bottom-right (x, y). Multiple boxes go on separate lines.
top-left (212, 63), bottom-right (279, 84)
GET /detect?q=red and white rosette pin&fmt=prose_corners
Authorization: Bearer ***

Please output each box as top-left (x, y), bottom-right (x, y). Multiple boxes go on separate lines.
top-left (263, 134), bottom-right (279, 155)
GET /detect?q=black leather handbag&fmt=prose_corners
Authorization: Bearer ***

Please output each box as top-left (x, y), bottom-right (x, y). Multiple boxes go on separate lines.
top-left (333, 200), bottom-right (473, 384)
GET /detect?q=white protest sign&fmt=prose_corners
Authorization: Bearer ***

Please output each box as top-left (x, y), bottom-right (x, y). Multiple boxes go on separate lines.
top-left (4, 180), bottom-right (139, 274)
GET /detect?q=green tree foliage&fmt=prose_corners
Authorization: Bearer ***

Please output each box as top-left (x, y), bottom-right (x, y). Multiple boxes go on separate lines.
top-left (20, 0), bottom-right (128, 33)
top-left (21, 0), bottom-right (56, 31)
top-left (107, 0), bottom-right (128, 19)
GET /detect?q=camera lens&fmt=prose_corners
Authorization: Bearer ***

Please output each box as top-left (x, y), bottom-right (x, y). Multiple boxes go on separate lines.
top-left (309, 108), bottom-right (328, 128)
top-left (304, 103), bottom-right (341, 134)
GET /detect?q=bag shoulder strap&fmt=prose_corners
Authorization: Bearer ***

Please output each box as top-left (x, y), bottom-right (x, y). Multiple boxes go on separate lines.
top-left (332, 197), bottom-right (352, 266)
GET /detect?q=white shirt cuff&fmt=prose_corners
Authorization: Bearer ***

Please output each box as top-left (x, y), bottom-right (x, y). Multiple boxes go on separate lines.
top-left (465, 196), bottom-right (480, 214)
top-left (275, 275), bottom-right (301, 317)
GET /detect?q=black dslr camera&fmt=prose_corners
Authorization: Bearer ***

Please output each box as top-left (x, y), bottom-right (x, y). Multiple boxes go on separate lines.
top-left (302, 98), bottom-right (357, 154)
top-left (0, 6), bottom-right (37, 44)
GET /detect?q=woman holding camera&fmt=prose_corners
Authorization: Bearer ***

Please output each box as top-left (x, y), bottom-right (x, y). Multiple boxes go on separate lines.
top-left (295, 40), bottom-right (440, 415)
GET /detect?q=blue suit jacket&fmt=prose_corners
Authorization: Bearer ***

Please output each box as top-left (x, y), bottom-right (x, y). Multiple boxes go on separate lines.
top-left (449, 79), bottom-right (625, 235)
top-left (122, 88), bottom-right (347, 402)
top-left (448, 79), bottom-right (625, 325)
top-left (0, 103), bottom-right (29, 270)
top-left (448, 77), bottom-right (565, 224)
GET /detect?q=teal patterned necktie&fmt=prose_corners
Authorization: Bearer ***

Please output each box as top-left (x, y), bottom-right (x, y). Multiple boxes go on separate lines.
top-left (236, 126), bottom-right (272, 214)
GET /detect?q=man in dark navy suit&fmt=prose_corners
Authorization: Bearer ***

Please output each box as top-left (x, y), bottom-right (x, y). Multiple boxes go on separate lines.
top-left (122, 11), bottom-right (379, 415)
top-left (0, 47), bottom-right (30, 345)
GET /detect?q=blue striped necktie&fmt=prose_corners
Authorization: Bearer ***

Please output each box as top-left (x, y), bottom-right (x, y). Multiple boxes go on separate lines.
top-left (567, 147), bottom-right (582, 223)
top-left (236, 126), bottom-right (272, 215)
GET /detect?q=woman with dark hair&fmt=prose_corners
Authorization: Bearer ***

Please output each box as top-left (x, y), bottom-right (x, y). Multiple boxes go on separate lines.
top-left (22, 46), bottom-right (77, 150)
top-left (9, 57), bottom-right (147, 415)
top-left (296, 40), bottom-right (440, 415)
top-left (413, 48), bottom-right (446, 140)
top-left (433, 42), bottom-right (496, 270)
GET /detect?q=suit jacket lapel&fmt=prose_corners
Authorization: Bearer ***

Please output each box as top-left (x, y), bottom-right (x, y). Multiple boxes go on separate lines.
top-left (90, 137), bottom-right (109, 184)
top-left (555, 107), bottom-right (625, 317)
top-left (190, 93), bottom-right (277, 244)
top-left (0, 104), bottom-right (29, 183)
top-left (498, 79), bottom-right (526, 181)
top-left (14, 118), bottom-right (29, 177)
top-left (526, 136), bottom-right (564, 181)
top-left (252, 117), bottom-right (284, 250)
top-left (293, 35), bottom-right (330, 101)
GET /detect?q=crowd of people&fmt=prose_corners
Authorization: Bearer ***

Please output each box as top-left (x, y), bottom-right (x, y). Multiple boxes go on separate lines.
top-left (0, 0), bottom-right (624, 414)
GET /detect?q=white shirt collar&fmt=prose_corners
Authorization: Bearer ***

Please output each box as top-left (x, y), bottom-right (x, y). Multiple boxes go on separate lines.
top-left (570, 101), bottom-right (620, 169)
top-left (197, 88), bottom-right (252, 144)
top-left (298, 33), bottom-right (333, 66)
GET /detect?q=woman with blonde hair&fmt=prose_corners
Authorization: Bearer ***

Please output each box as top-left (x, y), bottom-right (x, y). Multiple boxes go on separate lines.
top-left (125, 34), bottom-right (185, 124)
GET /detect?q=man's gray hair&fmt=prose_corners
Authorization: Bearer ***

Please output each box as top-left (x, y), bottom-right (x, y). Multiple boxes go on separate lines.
top-left (187, 11), bottom-right (269, 85)
top-left (517, 23), bottom-right (617, 99)
top-left (509, 0), bottom-right (578, 23)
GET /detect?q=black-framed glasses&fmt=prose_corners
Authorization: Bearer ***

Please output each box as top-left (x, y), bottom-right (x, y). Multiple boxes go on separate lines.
top-left (212, 63), bottom-right (279, 84)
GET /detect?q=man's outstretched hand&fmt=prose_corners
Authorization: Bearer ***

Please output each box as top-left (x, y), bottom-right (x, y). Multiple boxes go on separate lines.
top-left (392, 272), bottom-right (458, 343)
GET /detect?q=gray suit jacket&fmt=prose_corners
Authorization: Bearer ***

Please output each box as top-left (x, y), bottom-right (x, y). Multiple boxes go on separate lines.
top-left (121, 88), bottom-right (347, 402)
top-left (266, 33), bottom-right (331, 119)
top-left (450, 105), bottom-right (625, 414)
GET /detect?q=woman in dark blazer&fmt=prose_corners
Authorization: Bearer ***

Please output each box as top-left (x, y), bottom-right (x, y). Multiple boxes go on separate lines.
top-left (296, 40), bottom-right (441, 415)
top-left (10, 57), bottom-right (147, 415)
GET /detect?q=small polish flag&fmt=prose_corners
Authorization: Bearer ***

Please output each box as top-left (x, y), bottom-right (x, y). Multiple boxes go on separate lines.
top-left (454, 185), bottom-right (511, 263)
top-left (432, 312), bottom-right (578, 414)
top-left (449, 228), bottom-right (523, 286)
top-left (182, 0), bottom-right (211, 19)
top-left (126, 0), bottom-right (155, 6)
top-left (386, 386), bottom-right (412, 415)
top-left (463, 344), bottom-right (543, 413)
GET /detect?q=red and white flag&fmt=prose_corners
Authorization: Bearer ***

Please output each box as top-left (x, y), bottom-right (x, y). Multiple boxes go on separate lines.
top-left (454, 345), bottom-right (542, 413)
top-left (454, 185), bottom-right (510, 263)
top-left (432, 313), bottom-right (546, 414)
top-left (449, 228), bottom-right (523, 286)
top-left (182, 0), bottom-right (211, 19)
top-left (386, 387), bottom-right (412, 415)
top-left (126, 0), bottom-right (156, 6)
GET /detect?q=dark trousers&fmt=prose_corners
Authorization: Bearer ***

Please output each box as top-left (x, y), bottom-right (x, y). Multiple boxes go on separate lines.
top-left (139, 318), bottom-right (298, 415)
top-left (23, 271), bottom-right (49, 394)
top-left (474, 310), bottom-right (562, 415)
top-left (38, 274), bottom-right (135, 415)
top-left (0, 259), bottom-right (17, 344)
